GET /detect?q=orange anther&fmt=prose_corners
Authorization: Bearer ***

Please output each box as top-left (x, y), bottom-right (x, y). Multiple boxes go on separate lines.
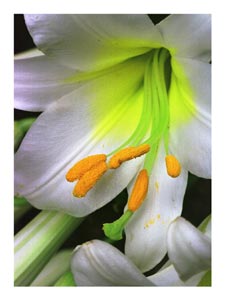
top-left (128, 169), bottom-right (149, 212)
top-left (73, 160), bottom-right (107, 197)
top-left (66, 154), bottom-right (106, 182)
top-left (108, 144), bottom-right (150, 169)
top-left (165, 155), bottom-right (181, 178)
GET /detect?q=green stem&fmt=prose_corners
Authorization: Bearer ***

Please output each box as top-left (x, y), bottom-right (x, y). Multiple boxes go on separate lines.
top-left (30, 249), bottom-right (72, 286)
top-left (54, 271), bottom-right (76, 286)
top-left (14, 205), bottom-right (32, 223)
top-left (14, 210), bottom-right (84, 286)
top-left (14, 196), bottom-right (32, 223)
top-left (14, 196), bottom-right (29, 207)
top-left (14, 118), bottom-right (36, 151)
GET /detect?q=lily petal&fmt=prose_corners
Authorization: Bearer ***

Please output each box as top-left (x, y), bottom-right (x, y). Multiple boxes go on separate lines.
top-left (24, 14), bottom-right (163, 71)
top-left (157, 14), bottom-right (211, 62)
top-left (167, 217), bottom-right (211, 281)
top-left (125, 145), bottom-right (188, 272)
top-left (14, 55), bottom-right (80, 112)
top-left (148, 264), bottom-right (206, 286)
top-left (169, 57), bottom-right (211, 178)
top-left (15, 48), bottom-right (44, 59)
top-left (71, 240), bottom-right (153, 286)
top-left (15, 56), bottom-right (147, 217)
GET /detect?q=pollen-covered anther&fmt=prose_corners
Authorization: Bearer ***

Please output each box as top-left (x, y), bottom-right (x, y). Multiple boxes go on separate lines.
top-left (66, 154), bottom-right (107, 182)
top-left (165, 155), bottom-right (181, 178)
top-left (128, 169), bottom-right (149, 212)
top-left (73, 160), bottom-right (108, 197)
top-left (108, 144), bottom-right (150, 169)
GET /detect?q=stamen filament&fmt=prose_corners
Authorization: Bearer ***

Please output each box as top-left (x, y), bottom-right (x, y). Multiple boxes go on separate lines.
top-left (143, 48), bottom-right (171, 172)
top-left (144, 48), bottom-right (170, 146)
top-left (104, 48), bottom-right (172, 176)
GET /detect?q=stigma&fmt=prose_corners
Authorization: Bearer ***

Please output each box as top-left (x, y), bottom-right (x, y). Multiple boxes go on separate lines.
top-left (165, 154), bottom-right (181, 178)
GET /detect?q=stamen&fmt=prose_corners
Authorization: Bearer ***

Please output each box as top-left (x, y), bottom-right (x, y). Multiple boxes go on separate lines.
top-left (73, 160), bottom-right (107, 197)
top-left (108, 144), bottom-right (150, 169)
top-left (128, 169), bottom-right (149, 212)
top-left (165, 154), bottom-right (181, 178)
top-left (103, 169), bottom-right (149, 240)
top-left (66, 154), bottom-right (106, 182)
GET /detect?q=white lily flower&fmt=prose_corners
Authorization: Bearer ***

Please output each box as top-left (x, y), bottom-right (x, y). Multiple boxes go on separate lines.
top-left (14, 15), bottom-right (211, 270)
top-left (71, 217), bottom-right (211, 286)
top-left (167, 216), bottom-right (211, 281)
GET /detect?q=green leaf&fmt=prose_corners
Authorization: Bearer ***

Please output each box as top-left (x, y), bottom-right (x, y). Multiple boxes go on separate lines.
top-left (14, 196), bottom-right (29, 207)
top-left (14, 196), bottom-right (32, 223)
top-left (198, 215), bottom-right (211, 234)
top-left (14, 118), bottom-right (35, 151)
top-left (54, 271), bottom-right (76, 286)
top-left (30, 249), bottom-right (72, 286)
top-left (198, 270), bottom-right (211, 286)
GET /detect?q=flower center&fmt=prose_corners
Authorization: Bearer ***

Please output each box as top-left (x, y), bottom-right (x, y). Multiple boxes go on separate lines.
top-left (65, 48), bottom-right (182, 238)
top-left (106, 48), bottom-right (179, 174)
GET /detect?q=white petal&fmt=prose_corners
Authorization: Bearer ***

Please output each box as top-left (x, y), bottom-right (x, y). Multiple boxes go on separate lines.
top-left (148, 264), bottom-right (184, 286)
top-left (167, 217), bottom-right (211, 281)
top-left (125, 144), bottom-right (188, 272)
top-left (14, 56), bottom-right (147, 217)
top-left (71, 240), bottom-right (153, 286)
top-left (14, 55), bottom-right (80, 111)
top-left (158, 14), bottom-right (211, 62)
top-left (15, 48), bottom-right (44, 59)
top-left (25, 14), bottom-right (163, 71)
top-left (148, 264), bottom-right (206, 286)
top-left (170, 57), bottom-right (211, 178)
